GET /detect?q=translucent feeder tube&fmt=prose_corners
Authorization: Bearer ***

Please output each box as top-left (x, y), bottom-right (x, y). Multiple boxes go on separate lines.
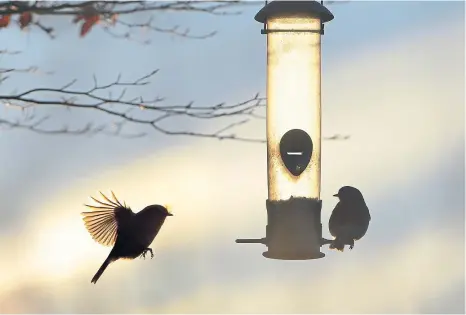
top-left (266, 17), bottom-right (322, 201)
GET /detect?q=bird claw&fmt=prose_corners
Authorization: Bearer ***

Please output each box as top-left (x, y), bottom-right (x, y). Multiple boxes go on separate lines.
top-left (349, 245), bottom-right (354, 250)
top-left (141, 248), bottom-right (154, 259)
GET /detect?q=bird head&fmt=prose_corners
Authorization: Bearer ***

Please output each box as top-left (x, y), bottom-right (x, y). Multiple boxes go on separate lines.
top-left (333, 186), bottom-right (364, 201)
top-left (144, 204), bottom-right (173, 217)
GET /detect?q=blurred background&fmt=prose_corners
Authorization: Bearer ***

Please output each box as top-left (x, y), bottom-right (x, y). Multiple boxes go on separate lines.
top-left (0, 1), bottom-right (464, 313)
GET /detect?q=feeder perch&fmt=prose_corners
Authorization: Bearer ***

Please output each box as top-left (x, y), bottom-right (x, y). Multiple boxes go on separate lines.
top-left (236, 0), bottom-right (334, 260)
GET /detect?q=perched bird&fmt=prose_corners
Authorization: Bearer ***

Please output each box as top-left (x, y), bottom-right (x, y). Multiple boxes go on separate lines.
top-left (81, 191), bottom-right (173, 284)
top-left (327, 186), bottom-right (371, 251)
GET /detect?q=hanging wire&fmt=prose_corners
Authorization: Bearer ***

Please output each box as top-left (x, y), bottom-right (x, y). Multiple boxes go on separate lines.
top-left (320, 0), bottom-right (325, 34)
top-left (264, 0), bottom-right (268, 32)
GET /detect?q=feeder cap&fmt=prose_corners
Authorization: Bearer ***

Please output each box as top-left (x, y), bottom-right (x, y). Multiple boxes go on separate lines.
top-left (255, 0), bottom-right (334, 24)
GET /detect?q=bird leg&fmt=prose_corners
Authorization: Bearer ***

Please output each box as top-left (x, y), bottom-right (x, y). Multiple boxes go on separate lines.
top-left (141, 248), bottom-right (154, 259)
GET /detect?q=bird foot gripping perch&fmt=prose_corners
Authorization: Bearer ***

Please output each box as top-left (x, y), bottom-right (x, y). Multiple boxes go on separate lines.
top-left (321, 237), bottom-right (333, 246)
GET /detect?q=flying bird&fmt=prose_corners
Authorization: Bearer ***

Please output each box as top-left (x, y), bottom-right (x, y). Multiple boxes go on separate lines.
top-left (81, 191), bottom-right (173, 284)
top-left (327, 186), bottom-right (371, 252)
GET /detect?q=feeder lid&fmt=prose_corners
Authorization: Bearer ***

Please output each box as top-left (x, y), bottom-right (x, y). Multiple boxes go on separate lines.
top-left (255, 0), bottom-right (334, 24)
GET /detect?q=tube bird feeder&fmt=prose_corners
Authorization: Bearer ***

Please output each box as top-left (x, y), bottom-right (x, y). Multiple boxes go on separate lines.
top-left (236, 0), bottom-right (334, 260)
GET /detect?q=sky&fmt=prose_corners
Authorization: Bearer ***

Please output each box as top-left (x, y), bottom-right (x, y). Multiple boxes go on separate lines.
top-left (0, 1), bottom-right (464, 313)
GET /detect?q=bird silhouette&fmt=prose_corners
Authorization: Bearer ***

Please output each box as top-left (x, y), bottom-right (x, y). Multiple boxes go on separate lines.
top-left (81, 191), bottom-right (173, 284)
top-left (327, 186), bottom-right (371, 251)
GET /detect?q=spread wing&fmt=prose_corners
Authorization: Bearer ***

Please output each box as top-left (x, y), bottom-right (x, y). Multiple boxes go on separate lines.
top-left (81, 191), bottom-right (134, 247)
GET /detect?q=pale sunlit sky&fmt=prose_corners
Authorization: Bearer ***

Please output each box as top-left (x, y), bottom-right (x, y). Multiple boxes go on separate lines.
top-left (0, 1), bottom-right (464, 313)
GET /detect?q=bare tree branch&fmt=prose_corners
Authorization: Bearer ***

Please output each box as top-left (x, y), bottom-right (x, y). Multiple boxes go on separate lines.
top-left (0, 116), bottom-right (146, 138)
top-left (0, 1), bottom-right (257, 39)
top-left (0, 49), bottom-right (21, 55)
top-left (0, 70), bottom-right (270, 142)
top-left (1, 1), bottom-right (248, 16)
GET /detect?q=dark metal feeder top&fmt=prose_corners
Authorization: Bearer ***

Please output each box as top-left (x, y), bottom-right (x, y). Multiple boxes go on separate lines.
top-left (255, 0), bottom-right (334, 24)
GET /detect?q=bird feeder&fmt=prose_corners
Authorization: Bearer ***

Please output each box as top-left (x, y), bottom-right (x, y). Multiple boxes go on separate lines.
top-left (236, 0), bottom-right (334, 260)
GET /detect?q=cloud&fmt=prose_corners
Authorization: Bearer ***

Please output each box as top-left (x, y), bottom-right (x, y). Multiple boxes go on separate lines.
top-left (152, 226), bottom-right (464, 314)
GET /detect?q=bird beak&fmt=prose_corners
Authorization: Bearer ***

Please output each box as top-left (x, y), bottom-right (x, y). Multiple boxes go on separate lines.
top-left (333, 193), bottom-right (339, 197)
top-left (164, 204), bottom-right (173, 216)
